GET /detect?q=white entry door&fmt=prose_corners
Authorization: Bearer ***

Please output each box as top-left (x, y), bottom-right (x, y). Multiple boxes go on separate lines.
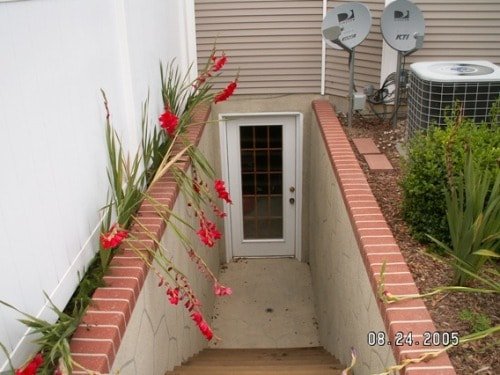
top-left (224, 114), bottom-right (300, 258)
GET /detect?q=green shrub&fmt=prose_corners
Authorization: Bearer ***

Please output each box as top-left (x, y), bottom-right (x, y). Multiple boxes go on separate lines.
top-left (427, 152), bottom-right (500, 285)
top-left (401, 102), bottom-right (500, 247)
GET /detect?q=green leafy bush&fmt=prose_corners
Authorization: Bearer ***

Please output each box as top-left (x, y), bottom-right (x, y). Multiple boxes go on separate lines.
top-left (401, 102), bottom-right (500, 246)
top-left (427, 153), bottom-right (500, 285)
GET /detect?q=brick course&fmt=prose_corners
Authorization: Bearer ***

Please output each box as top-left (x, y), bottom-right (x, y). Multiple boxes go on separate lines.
top-left (312, 100), bottom-right (456, 375)
top-left (69, 106), bottom-right (210, 374)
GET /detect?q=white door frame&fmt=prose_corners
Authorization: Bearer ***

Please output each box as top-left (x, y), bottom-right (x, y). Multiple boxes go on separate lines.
top-left (219, 112), bottom-right (303, 262)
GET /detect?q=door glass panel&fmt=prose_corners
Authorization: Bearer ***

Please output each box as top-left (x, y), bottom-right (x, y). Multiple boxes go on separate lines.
top-left (240, 125), bottom-right (283, 239)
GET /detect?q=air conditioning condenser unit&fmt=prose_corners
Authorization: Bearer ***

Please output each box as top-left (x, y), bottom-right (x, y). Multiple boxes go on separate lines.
top-left (407, 60), bottom-right (500, 137)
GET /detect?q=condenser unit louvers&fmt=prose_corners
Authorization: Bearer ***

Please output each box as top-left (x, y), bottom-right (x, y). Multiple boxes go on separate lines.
top-left (407, 60), bottom-right (500, 137)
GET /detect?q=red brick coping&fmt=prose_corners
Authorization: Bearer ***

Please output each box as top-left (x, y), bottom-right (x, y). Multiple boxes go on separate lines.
top-left (312, 101), bottom-right (456, 375)
top-left (69, 106), bottom-right (211, 374)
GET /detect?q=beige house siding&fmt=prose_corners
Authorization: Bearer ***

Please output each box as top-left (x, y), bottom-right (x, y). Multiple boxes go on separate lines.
top-left (195, 0), bottom-right (324, 95)
top-left (408, 0), bottom-right (500, 65)
top-left (325, 0), bottom-right (385, 98)
top-left (195, 0), bottom-right (500, 98)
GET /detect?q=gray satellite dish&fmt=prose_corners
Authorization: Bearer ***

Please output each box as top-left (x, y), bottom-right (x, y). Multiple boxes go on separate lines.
top-left (381, 0), bottom-right (425, 53)
top-left (322, 3), bottom-right (372, 51)
top-left (380, 0), bottom-right (425, 127)
top-left (321, 3), bottom-right (372, 127)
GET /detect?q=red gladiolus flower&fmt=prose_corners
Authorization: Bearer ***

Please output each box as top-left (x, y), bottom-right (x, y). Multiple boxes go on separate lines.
top-left (159, 110), bottom-right (179, 136)
top-left (16, 353), bottom-right (44, 375)
top-left (198, 319), bottom-right (214, 341)
top-left (211, 203), bottom-right (227, 218)
top-left (191, 311), bottom-right (203, 324)
top-left (214, 80), bottom-right (237, 104)
top-left (197, 227), bottom-right (221, 247)
top-left (100, 224), bottom-right (128, 250)
top-left (166, 287), bottom-right (180, 305)
top-left (193, 71), bottom-right (212, 89)
top-left (214, 179), bottom-right (232, 204)
top-left (214, 282), bottom-right (232, 297)
top-left (190, 311), bottom-right (213, 341)
top-left (197, 217), bottom-right (222, 248)
top-left (211, 54), bottom-right (227, 72)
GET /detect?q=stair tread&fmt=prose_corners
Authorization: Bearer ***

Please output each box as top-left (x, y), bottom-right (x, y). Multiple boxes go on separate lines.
top-left (165, 347), bottom-right (344, 375)
top-left (195, 348), bottom-right (331, 356)
top-left (179, 364), bottom-right (342, 369)
top-left (167, 370), bottom-right (342, 375)
top-left (167, 372), bottom-right (342, 374)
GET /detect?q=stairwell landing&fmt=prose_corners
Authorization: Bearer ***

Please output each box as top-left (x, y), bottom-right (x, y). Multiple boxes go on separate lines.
top-left (166, 259), bottom-right (343, 375)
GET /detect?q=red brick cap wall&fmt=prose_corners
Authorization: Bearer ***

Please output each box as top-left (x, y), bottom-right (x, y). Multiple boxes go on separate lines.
top-left (312, 100), bottom-right (457, 375)
top-left (69, 106), bottom-right (211, 374)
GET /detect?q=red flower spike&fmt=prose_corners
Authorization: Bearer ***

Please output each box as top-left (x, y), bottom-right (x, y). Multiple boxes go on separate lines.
top-left (191, 311), bottom-right (203, 324)
top-left (212, 204), bottom-right (227, 218)
top-left (214, 282), bottom-right (232, 297)
top-left (214, 179), bottom-right (232, 204)
top-left (16, 353), bottom-right (44, 375)
top-left (190, 311), bottom-right (213, 341)
top-left (214, 80), bottom-right (237, 104)
top-left (159, 110), bottom-right (179, 136)
top-left (166, 287), bottom-right (180, 305)
top-left (100, 224), bottom-right (128, 250)
top-left (193, 73), bottom-right (208, 89)
top-left (212, 54), bottom-right (227, 72)
top-left (197, 214), bottom-right (222, 248)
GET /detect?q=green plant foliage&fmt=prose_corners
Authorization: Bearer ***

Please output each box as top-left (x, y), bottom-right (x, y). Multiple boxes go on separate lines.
top-left (401, 101), bottom-right (500, 246)
top-left (459, 309), bottom-right (492, 333)
top-left (0, 293), bottom-right (84, 373)
top-left (427, 152), bottom-right (500, 285)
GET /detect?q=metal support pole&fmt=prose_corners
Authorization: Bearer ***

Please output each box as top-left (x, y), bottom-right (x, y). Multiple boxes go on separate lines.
top-left (348, 49), bottom-right (355, 128)
top-left (392, 51), bottom-right (403, 128)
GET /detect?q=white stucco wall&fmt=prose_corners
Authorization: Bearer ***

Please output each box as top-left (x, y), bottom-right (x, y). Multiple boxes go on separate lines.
top-left (308, 114), bottom-right (396, 374)
top-left (0, 0), bottom-right (196, 370)
top-left (110, 119), bottom-right (221, 375)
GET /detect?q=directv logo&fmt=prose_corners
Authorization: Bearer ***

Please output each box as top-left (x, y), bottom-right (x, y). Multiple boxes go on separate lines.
top-left (394, 10), bottom-right (410, 21)
top-left (337, 10), bottom-right (355, 24)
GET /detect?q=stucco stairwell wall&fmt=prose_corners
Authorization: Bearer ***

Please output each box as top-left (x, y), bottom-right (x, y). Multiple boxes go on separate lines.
top-left (69, 107), bottom-right (222, 375)
top-left (308, 101), bottom-right (456, 375)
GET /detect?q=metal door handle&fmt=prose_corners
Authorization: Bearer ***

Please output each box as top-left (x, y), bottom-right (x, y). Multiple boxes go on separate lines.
top-left (289, 198), bottom-right (295, 204)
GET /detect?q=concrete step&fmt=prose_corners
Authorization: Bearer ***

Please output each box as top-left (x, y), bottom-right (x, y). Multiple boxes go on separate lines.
top-left (352, 137), bottom-right (380, 154)
top-left (165, 347), bottom-right (343, 375)
top-left (364, 153), bottom-right (393, 170)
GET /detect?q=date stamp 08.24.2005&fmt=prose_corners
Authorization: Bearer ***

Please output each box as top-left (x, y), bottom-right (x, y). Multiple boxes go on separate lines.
top-left (367, 331), bottom-right (460, 347)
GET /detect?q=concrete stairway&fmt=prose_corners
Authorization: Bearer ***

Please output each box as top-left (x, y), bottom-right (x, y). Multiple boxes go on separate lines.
top-left (165, 347), bottom-right (343, 375)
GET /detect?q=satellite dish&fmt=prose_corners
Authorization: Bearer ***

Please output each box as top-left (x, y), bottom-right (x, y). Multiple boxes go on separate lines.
top-left (381, 0), bottom-right (425, 53)
top-left (322, 3), bottom-right (372, 51)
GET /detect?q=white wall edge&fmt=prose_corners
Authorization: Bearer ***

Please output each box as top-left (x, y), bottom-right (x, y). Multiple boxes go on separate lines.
top-left (380, 0), bottom-right (398, 86)
top-left (218, 114), bottom-right (232, 263)
top-left (320, 0), bottom-right (327, 95)
top-left (294, 113), bottom-right (304, 262)
top-left (184, 0), bottom-right (199, 80)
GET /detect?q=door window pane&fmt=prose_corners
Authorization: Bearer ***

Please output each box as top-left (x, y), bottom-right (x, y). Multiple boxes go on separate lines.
top-left (240, 125), bottom-right (283, 239)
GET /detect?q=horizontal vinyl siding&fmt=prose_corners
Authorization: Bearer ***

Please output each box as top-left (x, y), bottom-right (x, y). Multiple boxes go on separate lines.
top-left (325, 0), bottom-right (385, 98)
top-left (195, 0), bottom-right (324, 95)
top-left (409, 0), bottom-right (500, 66)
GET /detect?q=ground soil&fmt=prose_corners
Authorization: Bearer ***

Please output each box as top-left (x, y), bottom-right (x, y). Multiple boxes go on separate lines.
top-left (340, 113), bottom-right (499, 375)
